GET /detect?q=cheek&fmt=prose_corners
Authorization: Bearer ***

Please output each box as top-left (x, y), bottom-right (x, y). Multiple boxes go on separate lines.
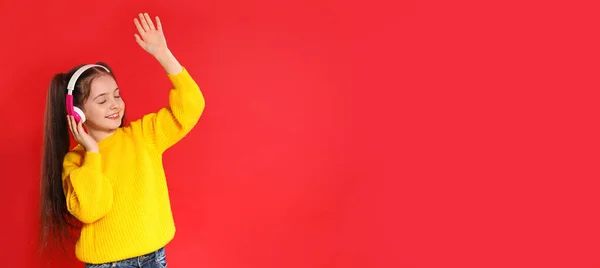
top-left (89, 108), bottom-right (104, 118)
top-left (84, 104), bottom-right (106, 117)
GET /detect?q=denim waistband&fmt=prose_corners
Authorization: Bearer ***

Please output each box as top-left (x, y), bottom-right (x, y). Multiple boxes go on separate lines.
top-left (85, 247), bottom-right (166, 267)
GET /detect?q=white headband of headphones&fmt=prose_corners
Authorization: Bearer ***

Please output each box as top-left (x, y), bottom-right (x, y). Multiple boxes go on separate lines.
top-left (66, 64), bottom-right (110, 95)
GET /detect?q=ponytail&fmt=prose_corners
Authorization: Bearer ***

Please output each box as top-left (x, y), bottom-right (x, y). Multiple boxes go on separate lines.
top-left (38, 72), bottom-right (80, 255)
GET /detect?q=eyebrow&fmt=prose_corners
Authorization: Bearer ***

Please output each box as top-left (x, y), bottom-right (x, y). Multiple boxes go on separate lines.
top-left (93, 88), bottom-right (120, 100)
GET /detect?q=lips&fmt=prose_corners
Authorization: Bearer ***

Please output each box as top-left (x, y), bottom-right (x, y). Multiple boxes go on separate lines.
top-left (106, 112), bottom-right (120, 120)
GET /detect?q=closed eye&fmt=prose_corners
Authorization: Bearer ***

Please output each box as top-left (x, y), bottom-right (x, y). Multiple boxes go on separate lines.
top-left (93, 87), bottom-right (120, 103)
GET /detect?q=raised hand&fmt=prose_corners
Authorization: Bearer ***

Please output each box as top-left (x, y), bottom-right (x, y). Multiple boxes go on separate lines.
top-left (134, 13), bottom-right (168, 58)
top-left (67, 115), bottom-right (99, 153)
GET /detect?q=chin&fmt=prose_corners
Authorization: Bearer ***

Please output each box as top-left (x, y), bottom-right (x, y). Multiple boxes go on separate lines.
top-left (109, 119), bottom-right (123, 128)
top-left (102, 118), bottom-right (123, 129)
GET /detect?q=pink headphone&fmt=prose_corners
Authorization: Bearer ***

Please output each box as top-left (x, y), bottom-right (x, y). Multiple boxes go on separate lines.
top-left (66, 64), bottom-right (110, 123)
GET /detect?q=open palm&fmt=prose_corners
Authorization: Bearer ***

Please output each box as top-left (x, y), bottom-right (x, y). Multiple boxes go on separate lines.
top-left (134, 13), bottom-right (168, 57)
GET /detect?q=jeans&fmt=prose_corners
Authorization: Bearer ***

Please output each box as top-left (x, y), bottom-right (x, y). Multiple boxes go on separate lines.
top-left (84, 247), bottom-right (168, 268)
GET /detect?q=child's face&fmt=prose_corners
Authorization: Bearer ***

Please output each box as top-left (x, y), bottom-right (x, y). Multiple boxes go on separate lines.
top-left (82, 74), bottom-right (125, 132)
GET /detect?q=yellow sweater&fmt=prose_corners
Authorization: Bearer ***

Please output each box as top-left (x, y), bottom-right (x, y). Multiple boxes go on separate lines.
top-left (62, 67), bottom-right (205, 264)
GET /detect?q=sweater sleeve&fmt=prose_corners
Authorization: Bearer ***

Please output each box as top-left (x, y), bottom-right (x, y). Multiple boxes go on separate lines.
top-left (62, 151), bottom-right (114, 224)
top-left (138, 67), bottom-right (205, 153)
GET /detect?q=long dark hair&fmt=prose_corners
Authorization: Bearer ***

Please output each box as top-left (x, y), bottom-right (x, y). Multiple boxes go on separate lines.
top-left (38, 62), bottom-right (125, 255)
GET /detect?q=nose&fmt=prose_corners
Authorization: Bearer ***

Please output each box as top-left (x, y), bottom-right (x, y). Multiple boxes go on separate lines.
top-left (109, 97), bottom-right (120, 110)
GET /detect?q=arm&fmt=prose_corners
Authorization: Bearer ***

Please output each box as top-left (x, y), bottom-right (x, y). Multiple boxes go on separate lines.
top-left (139, 63), bottom-right (205, 153)
top-left (134, 13), bottom-right (206, 152)
top-left (62, 151), bottom-right (114, 224)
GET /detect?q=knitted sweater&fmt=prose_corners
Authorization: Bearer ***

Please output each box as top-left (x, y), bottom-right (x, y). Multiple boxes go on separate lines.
top-left (62, 67), bottom-right (205, 264)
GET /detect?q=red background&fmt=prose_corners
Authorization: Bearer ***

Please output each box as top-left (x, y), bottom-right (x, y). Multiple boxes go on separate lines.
top-left (1, 0), bottom-right (600, 267)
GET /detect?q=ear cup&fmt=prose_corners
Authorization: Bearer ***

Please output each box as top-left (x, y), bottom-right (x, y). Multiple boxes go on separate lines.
top-left (73, 106), bottom-right (86, 123)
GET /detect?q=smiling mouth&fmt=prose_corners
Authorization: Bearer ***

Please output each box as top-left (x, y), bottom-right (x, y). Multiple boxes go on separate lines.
top-left (106, 112), bottom-right (120, 120)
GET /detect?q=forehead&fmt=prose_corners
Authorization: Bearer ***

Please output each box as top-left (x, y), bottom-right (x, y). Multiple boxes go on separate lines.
top-left (89, 74), bottom-right (118, 95)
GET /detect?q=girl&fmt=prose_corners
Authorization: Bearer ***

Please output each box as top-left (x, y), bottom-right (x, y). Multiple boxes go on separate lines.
top-left (38, 13), bottom-right (205, 267)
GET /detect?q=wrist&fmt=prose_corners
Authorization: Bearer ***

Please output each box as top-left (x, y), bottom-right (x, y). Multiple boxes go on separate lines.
top-left (153, 48), bottom-right (173, 62)
top-left (154, 49), bottom-right (183, 75)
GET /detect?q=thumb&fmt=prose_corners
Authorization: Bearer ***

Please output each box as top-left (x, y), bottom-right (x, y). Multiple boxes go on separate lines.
top-left (134, 34), bottom-right (146, 48)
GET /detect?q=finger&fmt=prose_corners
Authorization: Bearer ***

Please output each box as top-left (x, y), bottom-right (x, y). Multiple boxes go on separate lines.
top-left (66, 115), bottom-right (72, 134)
top-left (139, 13), bottom-right (150, 32)
top-left (144, 13), bottom-right (155, 30)
top-left (134, 18), bottom-right (145, 35)
top-left (156, 16), bottom-right (162, 32)
top-left (134, 34), bottom-right (146, 48)
top-left (69, 116), bottom-right (79, 137)
top-left (77, 120), bottom-right (87, 136)
top-left (72, 116), bottom-right (80, 137)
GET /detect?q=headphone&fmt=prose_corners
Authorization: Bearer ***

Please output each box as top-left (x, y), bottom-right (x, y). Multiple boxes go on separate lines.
top-left (66, 64), bottom-right (110, 123)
